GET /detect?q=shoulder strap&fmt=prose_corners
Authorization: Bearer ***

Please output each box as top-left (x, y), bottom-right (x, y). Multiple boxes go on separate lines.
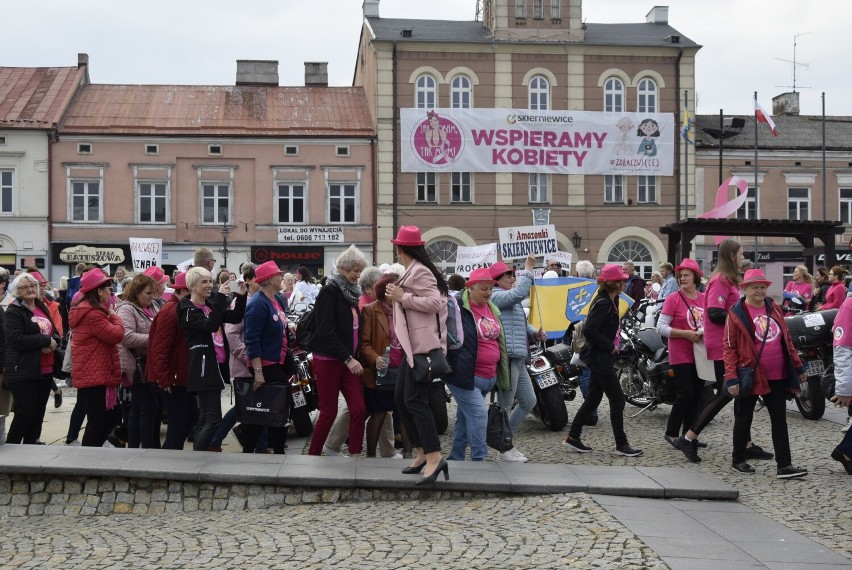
top-left (676, 291), bottom-right (700, 331)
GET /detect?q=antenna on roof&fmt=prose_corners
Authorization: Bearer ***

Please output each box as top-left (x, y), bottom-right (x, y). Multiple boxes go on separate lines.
top-left (775, 32), bottom-right (812, 91)
top-left (475, 0), bottom-right (481, 21)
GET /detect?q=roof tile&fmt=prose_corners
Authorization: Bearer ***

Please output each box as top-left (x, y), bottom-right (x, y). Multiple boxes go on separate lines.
top-left (0, 66), bottom-right (87, 128)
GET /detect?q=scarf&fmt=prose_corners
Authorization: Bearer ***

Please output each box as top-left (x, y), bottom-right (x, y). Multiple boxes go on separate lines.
top-left (330, 273), bottom-right (361, 307)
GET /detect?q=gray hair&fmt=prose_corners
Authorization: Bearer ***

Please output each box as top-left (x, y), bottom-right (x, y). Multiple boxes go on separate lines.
top-left (358, 266), bottom-right (383, 291)
top-left (575, 260), bottom-right (595, 278)
top-left (185, 266), bottom-right (212, 289)
top-left (8, 272), bottom-right (40, 299)
top-left (336, 245), bottom-right (368, 273)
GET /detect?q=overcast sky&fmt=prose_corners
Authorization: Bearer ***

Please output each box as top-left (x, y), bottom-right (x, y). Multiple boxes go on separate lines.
top-left (5, 0), bottom-right (849, 116)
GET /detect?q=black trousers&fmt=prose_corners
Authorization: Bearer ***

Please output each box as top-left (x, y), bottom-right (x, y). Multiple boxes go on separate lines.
top-left (6, 373), bottom-right (52, 444)
top-left (394, 356), bottom-right (441, 454)
top-left (128, 383), bottom-right (160, 449)
top-left (569, 367), bottom-right (627, 447)
top-left (689, 360), bottom-right (749, 440)
top-left (666, 363), bottom-right (705, 437)
top-left (732, 380), bottom-right (791, 467)
top-left (79, 386), bottom-right (121, 447)
top-left (193, 390), bottom-right (223, 451)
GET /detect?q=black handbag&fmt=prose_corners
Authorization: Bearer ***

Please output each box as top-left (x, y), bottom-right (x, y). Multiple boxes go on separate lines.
top-left (735, 304), bottom-right (769, 399)
top-left (375, 367), bottom-right (400, 392)
top-left (486, 391), bottom-right (513, 452)
top-left (234, 380), bottom-right (290, 428)
top-left (402, 308), bottom-right (450, 383)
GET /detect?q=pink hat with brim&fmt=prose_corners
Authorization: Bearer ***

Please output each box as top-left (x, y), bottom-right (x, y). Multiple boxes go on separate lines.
top-left (488, 261), bottom-right (515, 280)
top-left (143, 266), bottom-right (170, 287)
top-left (674, 258), bottom-right (703, 279)
top-left (172, 271), bottom-right (188, 290)
top-left (255, 260), bottom-right (283, 284)
top-left (391, 226), bottom-right (425, 246)
top-left (79, 269), bottom-right (111, 293)
top-left (740, 268), bottom-right (772, 288)
top-left (597, 264), bottom-right (629, 283)
top-left (29, 271), bottom-right (48, 284)
top-left (465, 267), bottom-right (496, 288)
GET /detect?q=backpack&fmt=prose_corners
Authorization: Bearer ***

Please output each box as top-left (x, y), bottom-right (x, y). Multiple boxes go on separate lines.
top-left (294, 306), bottom-right (316, 351)
top-left (570, 320), bottom-right (586, 353)
top-left (446, 294), bottom-right (464, 351)
top-left (61, 330), bottom-right (74, 374)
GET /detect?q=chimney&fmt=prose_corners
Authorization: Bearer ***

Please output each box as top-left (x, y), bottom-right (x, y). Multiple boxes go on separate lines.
top-left (305, 62), bottom-right (329, 87)
top-left (77, 53), bottom-right (89, 69)
top-left (236, 60), bottom-right (279, 86)
top-left (363, 0), bottom-right (380, 18)
top-left (645, 6), bottom-right (669, 24)
top-left (772, 92), bottom-right (800, 116)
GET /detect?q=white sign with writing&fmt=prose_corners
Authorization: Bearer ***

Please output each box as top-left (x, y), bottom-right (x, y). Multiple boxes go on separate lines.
top-left (498, 224), bottom-right (558, 261)
top-left (547, 250), bottom-right (573, 268)
top-left (454, 243), bottom-right (499, 277)
top-left (278, 226), bottom-right (345, 243)
top-left (59, 245), bottom-right (125, 265)
top-left (129, 237), bottom-right (163, 271)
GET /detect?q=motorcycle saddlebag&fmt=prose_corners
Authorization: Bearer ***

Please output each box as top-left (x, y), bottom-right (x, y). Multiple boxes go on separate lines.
top-left (784, 309), bottom-right (837, 348)
top-left (545, 343), bottom-right (573, 364)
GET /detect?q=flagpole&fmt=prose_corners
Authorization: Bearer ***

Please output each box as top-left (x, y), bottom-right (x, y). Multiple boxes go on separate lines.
top-left (822, 92), bottom-right (827, 220)
top-left (533, 278), bottom-right (544, 333)
top-left (683, 89), bottom-right (689, 221)
top-left (754, 91), bottom-right (759, 265)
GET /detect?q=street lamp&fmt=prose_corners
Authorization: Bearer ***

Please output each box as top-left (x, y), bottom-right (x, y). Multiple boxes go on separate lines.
top-left (701, 110), bottom-right (745, 185)
top-left (220, 208), bottom-right (230, 269)
top-left (571, 231), bottom-right (582, 249)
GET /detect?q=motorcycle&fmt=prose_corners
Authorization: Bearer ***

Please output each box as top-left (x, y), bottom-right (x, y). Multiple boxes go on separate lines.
top-left (527, 342), bottom-right (578, 431)
top-left (287, 302), bottom-right (319, 436)
top-left (785, 308), bottom-right (835, 421)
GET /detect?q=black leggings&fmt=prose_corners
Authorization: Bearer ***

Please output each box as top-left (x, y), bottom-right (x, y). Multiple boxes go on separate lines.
top-left (666, 363), bottom-right (705, 437)
top-left (689, 360), bottom-right (748, 440)
top-left (569, 367), bottom-right (627, 447)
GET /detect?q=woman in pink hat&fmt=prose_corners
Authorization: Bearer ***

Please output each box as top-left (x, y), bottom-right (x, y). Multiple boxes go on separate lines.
top-left (657, 259), bottom-right (706, 447)
top-left (563, 264), bottom-right (643, 457)
top-left (723, 269), bottom-right (808, 479)
top-left (385, 226), bottom-right (450, 485)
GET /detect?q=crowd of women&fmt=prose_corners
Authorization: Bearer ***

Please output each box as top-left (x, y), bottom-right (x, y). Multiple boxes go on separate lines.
top-left (0, 229), bottom-right (849, 484)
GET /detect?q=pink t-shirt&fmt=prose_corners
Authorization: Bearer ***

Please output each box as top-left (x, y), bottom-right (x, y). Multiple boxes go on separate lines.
top-left (746, 303), bottom-right (785, 381)
top-left (703, 274), bottom-right (740, 360)
top-left (32, 306), bottom-right (54, 374)
top-left (470, 302), bottom-right (501, 379)
top-left (784, 280), bottom-right (813, 304)
top-left (661, 291), bottom-right (705, 365)
top-left (833, 297), bottom-right (852, 349)
top-left (213, 329), bottom-right (227, 364)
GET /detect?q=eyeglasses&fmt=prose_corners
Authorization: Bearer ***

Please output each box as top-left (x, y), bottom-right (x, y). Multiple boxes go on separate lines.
top-left (18, 285), bottom-right (37, 291)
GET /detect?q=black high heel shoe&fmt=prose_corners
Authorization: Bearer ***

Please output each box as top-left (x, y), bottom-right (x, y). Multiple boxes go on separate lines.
top-left (401, 462), bottom-right (427, 475)
top-left (414, 459), bottom-right (449, 486)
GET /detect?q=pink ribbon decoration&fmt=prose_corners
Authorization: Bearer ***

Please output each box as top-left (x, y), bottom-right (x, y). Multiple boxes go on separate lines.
top-left (698, 176), bottom-right (749, 245)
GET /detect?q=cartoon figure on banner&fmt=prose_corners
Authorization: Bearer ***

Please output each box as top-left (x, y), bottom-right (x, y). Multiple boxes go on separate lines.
top-left (636, 118), bottom-right (660, 157)
top-left (412, 110), bottom-right (464, 166)
top-left (612, 116), bottom-right (635, 156)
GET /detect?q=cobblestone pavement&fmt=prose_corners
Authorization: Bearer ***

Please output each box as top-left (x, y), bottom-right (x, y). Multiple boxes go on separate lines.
top-left (0, 494), bottom-right (665, 569)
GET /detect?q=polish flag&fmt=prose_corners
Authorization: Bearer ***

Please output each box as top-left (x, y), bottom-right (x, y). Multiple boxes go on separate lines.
top-left (754, 100), bottom-right (778, 137)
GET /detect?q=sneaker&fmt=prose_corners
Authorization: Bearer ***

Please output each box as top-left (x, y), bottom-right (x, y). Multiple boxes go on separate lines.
top-left (322, 444), bottom-right (341, 456)
top-left (614, 444), bottom-right (643, 457)
top-left (731, 461), bottom-right (755, 474)
top-left (776, 465), bottom-right (808, 479)
top-left (562, 436), bottom-right (592, 453)
top-left (672, 435), bottom-right (702, 463)
top-left (842, 416), bottom-right (852, 433)
top-left (53, 391), bottom-right (62, 408)
top-left (497, 448), bottom-right (529, 463)
top-left (745, 444), bottom-right (774, 460)
top-left (664, 434), bottom-right (677, 448)
top-left (830, 450), bottom-right (852, 475)
top-left (695, 440), bottom-right (708, 449)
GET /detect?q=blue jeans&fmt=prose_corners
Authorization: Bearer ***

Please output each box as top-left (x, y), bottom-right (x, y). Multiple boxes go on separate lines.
top-left (448, 375), bottom-right (496, 461)
top-left (497, 358), bottom-right (537, 433)
top-left (579, 366), bottom-right (599, 419)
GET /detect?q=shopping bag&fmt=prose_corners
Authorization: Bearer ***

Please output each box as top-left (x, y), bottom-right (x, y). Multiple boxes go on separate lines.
top-left (234, 381), bottom-right (290, 428)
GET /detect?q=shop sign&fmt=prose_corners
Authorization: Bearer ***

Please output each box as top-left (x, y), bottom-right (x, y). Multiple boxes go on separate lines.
top-left (277, 226), bottom-right (345, 243)
top-left (58, 245), bottom-right (126, 265)
top-left (251, 246), bottom-right (324, 265)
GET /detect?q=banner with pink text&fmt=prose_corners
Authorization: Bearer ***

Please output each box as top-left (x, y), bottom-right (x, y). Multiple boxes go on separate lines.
top-left (400, 108), bottom-right (674, 175)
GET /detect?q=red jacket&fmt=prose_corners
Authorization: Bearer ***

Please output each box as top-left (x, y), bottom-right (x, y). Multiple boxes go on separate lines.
top-left (147, 296), bottom-right (189, 388)
top-left (68, 301), bottom-right (124, 389)
top-left (723, 298), bottom-right (803, 396)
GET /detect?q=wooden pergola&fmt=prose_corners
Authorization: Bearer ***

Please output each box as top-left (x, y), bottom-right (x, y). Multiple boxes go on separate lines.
top-left (659, 218), bottom-right (846, 271)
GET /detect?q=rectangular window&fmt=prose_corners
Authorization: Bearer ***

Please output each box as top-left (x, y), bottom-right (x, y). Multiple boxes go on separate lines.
top-left (416, 172), bottom-right (437, 203)
top-left (276, 183), bottom-right (307, 224)
top-left (137, 181), bottom-right (169, 223)
top-left (284, 145), bottom-right (299, 156)
top-left (208, 144), bottom-right (223, 156)
top-left (0, 169), bottom-right (13, 214)
top-left (0, 136), bottom-right (6, 145)
top-left (637, 176), bottom-right (657, 204)
top-left (550, 0), bottom-right (561, 19)
top-left (328, 183), bottom-right (357, 223)
top-left (736, 187), bottom-right (758, 219)
top-left (335, 145), bottom-right (350, 157)
top-left (840, 188), bottom-right (852, 225)
top-left (515, 0), bottom-right (526, 18)
top-left (533, 0), bottom-right (543, 18)
top-left (529, 173), bottom-right (549, 203)
top-left (605, 175), bottom-right (623, 204)
top-left (787, 187), bottom-right (809, 220)
top-left (77, 143), bottom-right (92, 154)
top-left (451, 172), bottom-right (472, 203)
top-left (144, 144), bottom-right (159, 155)
top-left (71, 180), bottom-right (101, 222)
top-left (201, 183), bottom-right (231, 224)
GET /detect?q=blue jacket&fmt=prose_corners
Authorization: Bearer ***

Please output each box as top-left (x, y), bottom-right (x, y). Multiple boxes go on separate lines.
top-left (244, 292), bottom-right (289, 363)
top-left (446, 289), bottom-right (510, 391)
top-left (490, 271), bottom-right (536, 359)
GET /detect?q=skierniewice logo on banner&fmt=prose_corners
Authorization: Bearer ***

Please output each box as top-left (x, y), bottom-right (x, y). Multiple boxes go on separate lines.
top-left (129, 238), bottom-right (162, 271)
top-left (401, 108), bottom-right (674, 175)
top-left (454, 243), bottom-right (499, 277)
top-left (498, 224), bottom-right (558, 261)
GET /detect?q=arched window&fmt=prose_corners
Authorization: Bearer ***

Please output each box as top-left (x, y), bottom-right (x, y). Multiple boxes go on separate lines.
top-left (426, 239), bottom-right (460, 276)
top-left (608, 239), bottom-right (653, 279)
top-left (637, 78), bottom-right (657, 113)
top-left (604, 77), bottom-right (624, 112)
top-left (415, 74), bottom-right (437, 109)
top-left (529, 75), bottom-right (549, 110)
top-left (450, 75), bottom-right (473, 109)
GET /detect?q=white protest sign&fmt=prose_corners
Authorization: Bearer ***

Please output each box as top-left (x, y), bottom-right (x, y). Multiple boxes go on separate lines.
top-left (498, 224), bottom-right (558, 261)
top-left (129, 238), bottom-right (162, 272)
top-left (454, 243), bottom-right (498, 277)
top-left (547, 250), bottom-right (573, 268)
top-left (176, 258), bottom-right (194, 273)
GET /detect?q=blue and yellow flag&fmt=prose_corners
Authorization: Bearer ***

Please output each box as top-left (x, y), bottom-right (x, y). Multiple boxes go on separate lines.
top-left (680, 104), bottom-right (694, 144)
top-left (528, 277), bottom-right (633, 340)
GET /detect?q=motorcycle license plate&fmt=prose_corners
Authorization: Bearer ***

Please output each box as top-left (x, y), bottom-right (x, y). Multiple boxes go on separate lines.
top-left (804, 359), bottom-right (824, 377)
top-left (535, 371), bottom-right (558, 389)
top-left (292, 391), bottom-right (307, 408)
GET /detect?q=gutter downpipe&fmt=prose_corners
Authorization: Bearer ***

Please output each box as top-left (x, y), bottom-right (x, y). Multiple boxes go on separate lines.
top-left (392, 42), bottom-right (399, 257)
top-left (371, 136), bottom-right (378, 262)
top-left (674, 47), bottom-right (683, 223)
